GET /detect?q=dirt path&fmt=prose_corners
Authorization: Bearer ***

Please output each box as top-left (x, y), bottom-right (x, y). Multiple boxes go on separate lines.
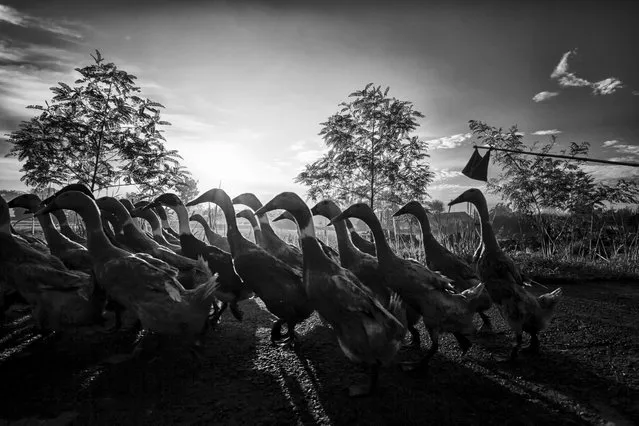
top-left (0, 281), bottom-right (637, 425)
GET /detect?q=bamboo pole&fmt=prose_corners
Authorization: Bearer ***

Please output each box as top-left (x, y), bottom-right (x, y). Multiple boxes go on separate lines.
top-left (474, 145), bottom-right (639, 167)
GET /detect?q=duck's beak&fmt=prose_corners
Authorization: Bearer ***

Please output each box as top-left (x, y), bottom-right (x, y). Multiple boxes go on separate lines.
top-left (448, 194), bottom-right (466, 207)
top-left (392, 203), bottom-right (409, 218)
top-left (143, 200), bottom-right (161, 211)
top-left (327, 210), bottom-right (348, 227)
top-left (272, 212), bottom-right (287, 223)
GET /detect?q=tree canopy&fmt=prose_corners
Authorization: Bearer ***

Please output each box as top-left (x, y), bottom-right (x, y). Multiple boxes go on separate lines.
top-left (469, 120), bottom-right (639, 215)
top-left (6, 50), bottom-right (193, 196)
top-left (295, 83), bottom-right (434, 210)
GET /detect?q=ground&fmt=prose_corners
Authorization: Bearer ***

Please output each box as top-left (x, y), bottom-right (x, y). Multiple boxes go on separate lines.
top-left (0, 281), bottom-right (637, 426)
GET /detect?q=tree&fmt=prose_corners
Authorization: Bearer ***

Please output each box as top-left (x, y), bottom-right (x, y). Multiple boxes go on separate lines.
top-left (427, 199), bottom-right (445, 214)
top-left (174, 173), bottom-right (199, 202)
top-left (6, 50), bottom-right (192, 195)
top-left (295, 83), bottom-right (434, 211)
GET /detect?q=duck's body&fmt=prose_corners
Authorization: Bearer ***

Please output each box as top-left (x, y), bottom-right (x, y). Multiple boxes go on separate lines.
top-left (189, 213), bottom-right (231, 252)
top-left (394, 201), bottom-right (493, 330)
top-left (0, 196), bottom-right (104, 332)
top-left (257, 192), bottom-right (406, 396)
top-left (146, 194), bottom-right (251, 323)
top-left (232, 193), bottom-right (303, 272)
top-left (330, 203), bottom-right (486, 370)
top-left (311, 199), bottom-right (423, 347)
top-left (188, 189), bottom-right (311, 346)
top-left (37, 192), bottom-right (218, 339)
top-left (449, 189), bottom-right (562, 360)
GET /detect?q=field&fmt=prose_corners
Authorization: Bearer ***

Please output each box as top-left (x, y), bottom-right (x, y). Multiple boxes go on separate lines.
top-left (0, 279), bottom-right (637, 425)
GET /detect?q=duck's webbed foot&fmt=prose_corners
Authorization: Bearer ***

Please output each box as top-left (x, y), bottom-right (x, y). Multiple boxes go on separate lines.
top-left (401, 329), bottom-right (439, 372)
top-left (521, 332), bottom-right (540, 354)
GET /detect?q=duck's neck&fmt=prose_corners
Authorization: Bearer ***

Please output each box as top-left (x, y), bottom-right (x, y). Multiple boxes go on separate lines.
top-left (36, 212), bottom-right (66, 247)
top-left (292, 207), bottom-right (326, 269)
top-left (141, 211), bottom-right (162, 236)
top-left (411, 208), bottom-right (439, 250)
top-left (322, 205), bottom-right (358, 265)
top-left (473, 197), bottom-right (500, 254)
top-left (358, 212), bottom-right (394, 265)
top-left (77, 207), bottom-right (118, 256)
top-left (173, 204), bottom-right (193, 236)
top-left (0, 207), bottom-right (11, 235)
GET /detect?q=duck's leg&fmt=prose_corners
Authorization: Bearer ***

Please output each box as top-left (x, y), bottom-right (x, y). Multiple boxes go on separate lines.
top-left (348, 363), bottom-right (380, 397)
top-left (478, 312), bottom-right (493, 332)
top-left (522, 331), bottom-right (540, 354)
top-left (229, 301), bottom-right (243, 321)
top-left (280, 322), bottom-right (300, 350)
top-left (453, 332), bottom-right (472, 355)
top-left (270, 318), bottom-right (287, 344)
top-left (401, 329), bottom-right (439, 372)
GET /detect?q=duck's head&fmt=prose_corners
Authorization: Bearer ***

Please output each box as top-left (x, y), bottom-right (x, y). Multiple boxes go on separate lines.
top-left (96, 197), bottom-right (131, 223)
top-left (36, 190), bottom-right (98, 217)
top-left (130, 201), bottom-right (151, 218)
top-left (328, 202), bottom-right (374, 226)
top-left (42, 183), bottom-right (94, 205)
top-left (186, 188), bottom-right (231, 208)
top-left (236, 209), bottom-right (259, 227)
top-left (393, 201), bottom-right (427, 218)
top-left (145, 193), bottom-right (185, 210)
top-left (231, 192), bottom-right (263, 211)
top-left (272, 210), bottom-right (296, 223)
top-left (448, 188), bottom-right (485, 208)
top-left (255, 192), bottom-right (306, 218)
top-left (7, 194), bottom-right (42, 214)
top-left (310, 199), bottom-right (340, 220)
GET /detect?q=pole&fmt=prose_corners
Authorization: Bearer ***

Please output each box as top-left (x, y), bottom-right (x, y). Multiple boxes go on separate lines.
top-left (474, 145), bottom-right (639, 167)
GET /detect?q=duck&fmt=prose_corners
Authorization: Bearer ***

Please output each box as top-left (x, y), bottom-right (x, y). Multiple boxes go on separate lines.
top-left (7, 194), bottom-right (93, 274)
top-left (346, 219), bottom-right (376, 256)
top-left (36, 191), bottom-right (219, 351)
top-left (330, 203), bottom-right (486, 371)
top-left (186, 188), bottom-right (311, 348)
top-left (232, 192), bottom-right (303, 271)
top-left (256, 192), bottom-right (406, 396)
top-left (449, 188), bottom-right (562, 360)
top-left (393, 201), bottom-right (493, 331)
top-left (310, 199), bottom-right (423, 348)
top-left (144, 193), bottom-right (251, 324)
top-left (10, 224), bottom-right (51, 254)
top-left (1, 195), bottom-right (105, 333)
top-left (272, 210), bottom-right (341, 264)
top-left (235, 208), bottom-right (264, 246)
top-left (189, 213), bottom-right (231, 251)
top-left (131, 201), bottom-right (182, 252)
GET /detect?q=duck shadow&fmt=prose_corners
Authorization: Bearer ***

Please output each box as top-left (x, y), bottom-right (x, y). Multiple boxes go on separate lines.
top-left (0, 298), bottom-right (291, 425)
top-left (279, 319), bottom-right (588, 425)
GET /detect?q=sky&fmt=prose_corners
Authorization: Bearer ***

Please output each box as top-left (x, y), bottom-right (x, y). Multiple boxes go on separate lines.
top-left (1, 0), bottom-right (638, 211)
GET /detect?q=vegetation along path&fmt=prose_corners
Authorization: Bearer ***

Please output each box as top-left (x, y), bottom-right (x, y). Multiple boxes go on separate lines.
top-left (0, 281), bottom-right (637, 426)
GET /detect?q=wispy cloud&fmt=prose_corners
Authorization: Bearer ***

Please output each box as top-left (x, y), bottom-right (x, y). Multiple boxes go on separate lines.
top-left (432, 168), bottom-right (462, 182)
top-left (0, 4), bottom-right (84, 39)
top-left (532, 129), bottom-right (562, 136)
top-left (548, 49), bottom-right (625, 96)
top-left (602, 140), bottom-right (619, 147)
top-left (426, 132), bottom-right (472, 150)
top-left (612, 144), bottom-right (639, 157)
top-left (532, 91), bottom-right (559, 102)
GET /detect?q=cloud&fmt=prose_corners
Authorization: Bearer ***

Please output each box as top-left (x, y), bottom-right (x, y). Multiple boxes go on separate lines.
top-left (580, 163), bottom-right (639, 182)
top-left (613, 144), bottom-right (639, 157)
top-left (532, 129), bottom-right (562, 136)
top-left (633, 90), bottom-right (639, 96)
top-left (548, 49), bottom-right (625, 96)
top-left (532, 91), bottom-right (559, 102)
top-left (602, 140), bottom-right (619, 147)
top-left (0, 4), bottom-right (83, 39)
top-left (432, 168), bottom-right (462, 182)
top-left (426, 132), bottom-right (472, 150)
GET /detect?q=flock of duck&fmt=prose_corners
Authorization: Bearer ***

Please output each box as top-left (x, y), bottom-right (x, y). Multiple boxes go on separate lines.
top-left (0, 184), bottom-right (562, 397)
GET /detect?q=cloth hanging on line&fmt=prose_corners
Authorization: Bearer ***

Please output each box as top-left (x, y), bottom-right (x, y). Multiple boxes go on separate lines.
top-left (461, 147), bottom-right (491, 182)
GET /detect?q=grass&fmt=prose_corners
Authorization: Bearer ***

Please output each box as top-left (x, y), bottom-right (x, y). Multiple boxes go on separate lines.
top-left (12, 215), bottom-right (639, 283)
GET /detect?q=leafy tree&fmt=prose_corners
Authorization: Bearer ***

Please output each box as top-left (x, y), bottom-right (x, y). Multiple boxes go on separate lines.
top-left (6, 50), bottom-right (192, 195)
top-left (295, 83), bottom-right (434, 211)
top-left (469, 119), bottom-right (639, 254)
top-left (174, 173), bottom-right (199, 202)
top-left (427, 199), bottom-right (445, 214)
